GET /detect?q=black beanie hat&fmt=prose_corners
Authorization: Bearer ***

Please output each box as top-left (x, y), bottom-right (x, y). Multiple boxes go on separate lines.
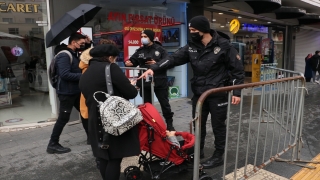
top-left (189, 15), bottom-right (211, 33)
top-left (89, 44), bottom-right (120, 57)
top-left (142, 29), bottom-right (155, 41)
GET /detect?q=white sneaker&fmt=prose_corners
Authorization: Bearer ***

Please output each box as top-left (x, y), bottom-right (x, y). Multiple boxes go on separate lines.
top-left (316, 80), bottom-right (320, 84)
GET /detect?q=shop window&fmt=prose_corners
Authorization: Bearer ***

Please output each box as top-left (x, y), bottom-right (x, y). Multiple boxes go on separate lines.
top-left (2, 18), bottom-right (13, 23)
top-left (25, 18), bottom-right (35, 23)
top-left (31, 27), bottom-right (42, 34)
top-left (8, 28), bottom-right (19, 35)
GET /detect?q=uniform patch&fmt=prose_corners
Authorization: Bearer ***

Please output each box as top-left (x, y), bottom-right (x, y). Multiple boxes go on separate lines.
top-left (214, 47), bottom-right (221, 54)
top-left (155, 51), bottom-right (160, 56)
top-left (138, 53), bottom-right (144, 58)
top-left (236, 54), bottom-right (241, 60)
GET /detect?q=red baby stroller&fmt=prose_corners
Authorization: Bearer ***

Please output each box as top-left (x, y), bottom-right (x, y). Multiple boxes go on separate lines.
top-left (124, 103), bottom-right (213, 180)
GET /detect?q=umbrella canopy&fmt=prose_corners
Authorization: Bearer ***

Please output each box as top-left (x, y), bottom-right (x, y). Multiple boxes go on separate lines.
top-left (46, 4), bottom-right (101, 48)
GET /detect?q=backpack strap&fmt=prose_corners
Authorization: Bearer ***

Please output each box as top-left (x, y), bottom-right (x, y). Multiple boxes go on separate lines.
top-left (105, 63), bottom-right (114, 95)
top-left (55, 50), bottom-right (73, 64)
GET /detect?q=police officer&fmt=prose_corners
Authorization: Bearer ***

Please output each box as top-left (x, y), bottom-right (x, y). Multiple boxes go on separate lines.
top-left (125, 30), bottom-right (175, 131)
top-left (139, 16), bottom-right (245, 169)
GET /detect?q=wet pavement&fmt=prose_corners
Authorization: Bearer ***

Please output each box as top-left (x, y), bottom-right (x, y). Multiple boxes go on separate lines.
top-left (0, 82), bottom-right (319, 180)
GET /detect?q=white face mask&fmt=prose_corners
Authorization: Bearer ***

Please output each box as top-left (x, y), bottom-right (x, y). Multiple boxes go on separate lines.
top-left (141, 38), bottom-right (150, 45)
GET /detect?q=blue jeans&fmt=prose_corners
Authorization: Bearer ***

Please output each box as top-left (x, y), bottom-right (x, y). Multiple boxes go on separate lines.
top-left (312, 71), bottom-right (320, 82)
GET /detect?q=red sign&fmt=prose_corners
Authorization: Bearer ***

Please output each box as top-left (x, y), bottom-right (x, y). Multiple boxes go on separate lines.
top-left (123, 23), bottom-right (162, 77)
top-left (108, 12), bottom-right (176, 26)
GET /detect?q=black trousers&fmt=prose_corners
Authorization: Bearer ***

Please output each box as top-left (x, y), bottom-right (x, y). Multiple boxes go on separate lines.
top-left (50, 93), bottom-right (88, 143)
top-left (98, 158), bottom-right (123, 180)
top-left (192, 94), bottom-right (228, 151)
top-left (140, 87), bottom-right (174, 121)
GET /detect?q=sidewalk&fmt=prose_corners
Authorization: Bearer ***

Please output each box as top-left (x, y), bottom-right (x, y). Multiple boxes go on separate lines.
top-left (0, 82), bottom-right (319, 180)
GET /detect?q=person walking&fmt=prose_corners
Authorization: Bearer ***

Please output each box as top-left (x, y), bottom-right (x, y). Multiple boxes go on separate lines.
top-left (125, 30), bottom-right (175, 131)
top-left (305, 53), bottom-right (313, 82)
top-left (79, 44), bottom-right (140, 180)
top-left (139, 15), bottom-right (245, 169)
top-left (310, 51), bottom-right (320, 83)
top-left (47, 33), bottom-right (90, 154)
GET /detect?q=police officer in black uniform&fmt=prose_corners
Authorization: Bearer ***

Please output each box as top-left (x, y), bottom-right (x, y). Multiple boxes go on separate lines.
top-left (125, 30), bottom-right (175, 131)
top-left (139, 16), bottom-right (245, 169)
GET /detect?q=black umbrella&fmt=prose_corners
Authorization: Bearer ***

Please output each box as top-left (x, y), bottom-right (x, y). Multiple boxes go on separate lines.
top-left (46, 4), bottom-right (101, 48)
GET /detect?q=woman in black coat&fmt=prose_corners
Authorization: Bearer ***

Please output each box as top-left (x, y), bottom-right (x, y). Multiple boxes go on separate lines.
top-left (79, 44), bottom-right (140, 180)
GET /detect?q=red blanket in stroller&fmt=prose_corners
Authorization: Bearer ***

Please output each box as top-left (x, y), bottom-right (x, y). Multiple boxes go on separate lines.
top-left (138, 103), bottom-right (195, 165)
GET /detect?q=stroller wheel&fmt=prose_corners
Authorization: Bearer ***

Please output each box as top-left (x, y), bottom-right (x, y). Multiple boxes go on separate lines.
top-left (199, 174), bottom-right (213, 180)
top-left (124, 166), bottom-right (140, 177)
top-left (126, 169), bottom-right (143, 180)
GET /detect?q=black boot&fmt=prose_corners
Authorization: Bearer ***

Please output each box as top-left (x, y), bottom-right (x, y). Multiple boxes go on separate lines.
top-left (166, 119), bottom-right (175, 131)
top-left (201, 150), bottom-right (224, 169)
top-left (47, 142), bottom-right (71, 154)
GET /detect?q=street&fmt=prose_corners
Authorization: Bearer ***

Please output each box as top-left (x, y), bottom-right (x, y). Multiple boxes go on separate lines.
top-left (0, 83), bottom-right (319, 180)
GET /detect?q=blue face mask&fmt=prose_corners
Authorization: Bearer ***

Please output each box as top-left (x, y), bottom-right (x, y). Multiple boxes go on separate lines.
top-left (141, 38), bottom-right (150, 45)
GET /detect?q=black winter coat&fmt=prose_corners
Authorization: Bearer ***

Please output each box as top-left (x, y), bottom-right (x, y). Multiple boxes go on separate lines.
top-left (79, 60), bottom-right (140, 160)
top-left (129, 43), bottom-right (168, 88)
top-left (150, 30), bottom-right (245, 96)
top-left (310, 54), bottom-right (320, 71)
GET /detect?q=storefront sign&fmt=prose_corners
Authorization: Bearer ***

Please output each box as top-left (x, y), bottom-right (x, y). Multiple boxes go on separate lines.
top-left (0, 2), bottom-right (40, 13)
top-left (229, 19), bottom-right (240, 34)
top-left (123, 23), bottom-right (162, 77)
top-left (242, 24), bottom-right (268, 33)
top-left (169, 86), bottom-right (180, 99)
top-left (11, 46), bottom-right (23, 56)
top-left (108, 12), bottom-right (175, 25)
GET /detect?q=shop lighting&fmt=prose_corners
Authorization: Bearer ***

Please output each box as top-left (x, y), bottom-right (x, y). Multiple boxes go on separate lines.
top-left (218, 13), bottom-right (224, 15)
top-left (238, 16), bottom-right (242, 18)
top-left (212, 19), bottom-right (216, 22)
top-left (254, 19), bottom-right (258, 21)
top-left (267, 22), bottom-right (271, 24)
top-left (220, 25), bottom-right (225, 28)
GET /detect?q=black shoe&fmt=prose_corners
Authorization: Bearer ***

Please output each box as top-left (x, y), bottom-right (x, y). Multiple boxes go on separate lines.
top-left (200, 149), bottom-right (205, 159)
top-left (47, 142), bottom-right (71, 154)
top-left (201, 150), bottom-right (224, 169)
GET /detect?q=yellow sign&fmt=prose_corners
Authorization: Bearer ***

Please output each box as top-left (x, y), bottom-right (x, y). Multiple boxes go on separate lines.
top-left (0, 2), bottom-right (40, 13)
top-left (251, 54), bottom-right (262, 82)
top-left (229, 19), bottom-right (240, 34)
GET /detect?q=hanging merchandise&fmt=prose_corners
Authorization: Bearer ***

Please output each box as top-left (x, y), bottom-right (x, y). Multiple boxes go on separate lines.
top-left (11, 46), bottom-right (24, 57)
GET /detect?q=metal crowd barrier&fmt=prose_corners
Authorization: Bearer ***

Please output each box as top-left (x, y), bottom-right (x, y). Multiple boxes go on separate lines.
top-left (192, 74), bottom-right (319, 180)
top-left (120, 67), bottom-right (154, 105)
